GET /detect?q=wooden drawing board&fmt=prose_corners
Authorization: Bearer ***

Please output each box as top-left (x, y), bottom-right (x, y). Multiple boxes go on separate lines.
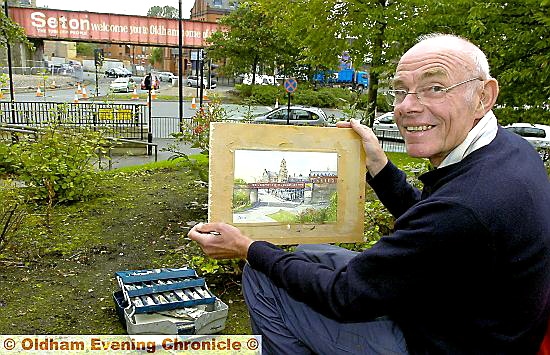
top-left (208, 122), bottom-right (366, 245)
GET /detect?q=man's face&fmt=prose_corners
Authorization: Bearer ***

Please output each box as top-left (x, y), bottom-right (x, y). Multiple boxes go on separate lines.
top-left (392, 43), bottom-right (482, 166)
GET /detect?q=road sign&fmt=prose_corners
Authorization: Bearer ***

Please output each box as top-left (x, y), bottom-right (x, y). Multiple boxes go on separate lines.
top-left (284, 78), bottom-right (297, 93)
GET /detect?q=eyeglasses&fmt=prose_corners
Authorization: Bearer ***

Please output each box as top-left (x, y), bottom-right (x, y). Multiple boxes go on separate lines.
top-left (385, 77), bottom-right (482, 107)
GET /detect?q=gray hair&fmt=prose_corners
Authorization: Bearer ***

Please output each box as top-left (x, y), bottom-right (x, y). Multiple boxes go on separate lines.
top-left (416, 33), bottom-right (492, 80)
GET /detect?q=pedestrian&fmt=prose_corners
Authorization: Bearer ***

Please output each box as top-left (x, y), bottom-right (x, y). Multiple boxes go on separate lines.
top-left (188, 33), bottom-right (550, 354)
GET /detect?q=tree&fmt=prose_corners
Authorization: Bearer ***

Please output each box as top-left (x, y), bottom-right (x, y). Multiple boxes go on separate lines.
top-left (0, 9), bottom-right (33, 50)
top-left (149, 47), bottom-right (163, 67)
top-left (256, 0), bottom-right (463, 122)
top-left (76, 42), bottom-right (98, 57)
top-left (466, 0), bottom-right (550, 119)
top-left (206, 1), bottom-right (297, 84)
top-left (147, 5), bottom-right (179, 19)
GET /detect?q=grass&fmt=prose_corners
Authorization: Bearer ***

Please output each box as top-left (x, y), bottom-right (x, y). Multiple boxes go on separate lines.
top-left (267, 210), bottom-right (297, 223)
top-left (0, 158), bottom-right (251, 335)
top-left (386, 151), bottom-right (429, 167)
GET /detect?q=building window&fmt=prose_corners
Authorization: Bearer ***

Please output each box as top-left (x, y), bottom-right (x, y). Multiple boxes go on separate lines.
top-left (213, 0), bottom-right (222, 6)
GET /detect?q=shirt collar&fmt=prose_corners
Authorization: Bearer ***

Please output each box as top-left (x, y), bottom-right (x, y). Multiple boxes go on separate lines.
top-left (437, 110), bottom-right (498, 169)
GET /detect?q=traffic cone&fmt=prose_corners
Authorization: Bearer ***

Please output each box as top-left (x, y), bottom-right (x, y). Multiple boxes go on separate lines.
top-left (131, 88), bottom-right (138, 100)
top-left (151, 89), bottom-right (157, 100)
top-left (81, 86), bottom-right (88, 99)
top-left (35, 86), bottom-right (43, 97)
top-left (0, 90), bottom-right (4, 99)
top-left (191, 97), bottom-right (196, 109)
top-left (203, 93), bottom-right (209, 101)
top-left (50, 80), bottom-right (56, 89)
top-left (76, 83), bottom-right (82, 94)
top-left (73, 94), bottom-right (79, 103)
top-left (275, 98), bottom-right (279, 108)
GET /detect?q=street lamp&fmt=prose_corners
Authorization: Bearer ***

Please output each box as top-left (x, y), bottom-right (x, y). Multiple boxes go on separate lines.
top-left (178, 0), bottom-right (183, 127)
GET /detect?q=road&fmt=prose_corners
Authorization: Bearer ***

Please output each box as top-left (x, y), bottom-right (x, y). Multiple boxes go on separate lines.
top-left (234, 190), bottom-right (314, 224)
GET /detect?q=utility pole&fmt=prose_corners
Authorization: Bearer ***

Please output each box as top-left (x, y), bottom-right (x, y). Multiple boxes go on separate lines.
top-left (4, 0), bottom-right (14, 103)
top-left (199, 49), bottom-right (204, 108)
top-left (178, 0), bottom-right (183, 128)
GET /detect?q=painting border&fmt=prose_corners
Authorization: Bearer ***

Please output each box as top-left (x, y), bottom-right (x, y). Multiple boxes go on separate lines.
top-left (209, 122), bottom-right (366, 245)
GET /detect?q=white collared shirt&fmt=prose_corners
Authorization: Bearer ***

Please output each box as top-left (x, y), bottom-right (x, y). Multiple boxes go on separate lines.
top-left (438, 110), bottom-right (498, 168)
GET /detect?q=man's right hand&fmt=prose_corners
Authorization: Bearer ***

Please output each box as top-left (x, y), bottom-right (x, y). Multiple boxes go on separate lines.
top-left (336, 119), bottom-right (388, 177)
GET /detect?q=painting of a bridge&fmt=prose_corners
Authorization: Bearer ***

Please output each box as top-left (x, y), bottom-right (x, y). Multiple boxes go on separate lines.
top-left (232, 149), bottom-right (338, 224)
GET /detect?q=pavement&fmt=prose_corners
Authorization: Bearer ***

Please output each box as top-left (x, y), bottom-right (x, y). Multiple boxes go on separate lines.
top-left (4, 73), bottom-right (78, 93)
top-left (100, 138), bottom-right (202, 170)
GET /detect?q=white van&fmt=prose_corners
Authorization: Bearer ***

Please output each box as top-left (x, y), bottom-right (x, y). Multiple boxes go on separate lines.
top-left (241, 74), bottom-right (278, 85)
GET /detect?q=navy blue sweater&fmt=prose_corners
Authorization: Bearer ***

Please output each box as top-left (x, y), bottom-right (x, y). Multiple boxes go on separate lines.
top-left (247, 127), bottom-right (550, 354)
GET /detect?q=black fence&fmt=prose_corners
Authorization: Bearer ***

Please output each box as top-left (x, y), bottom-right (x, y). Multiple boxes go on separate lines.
top-left (373, 128), bottom-right (406, 153)
top-left (0, 101), bottom-right (148, 140)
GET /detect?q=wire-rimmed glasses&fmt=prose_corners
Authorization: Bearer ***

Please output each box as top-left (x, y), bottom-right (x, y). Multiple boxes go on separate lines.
top-left (385, 77), bottom-right (482, 107)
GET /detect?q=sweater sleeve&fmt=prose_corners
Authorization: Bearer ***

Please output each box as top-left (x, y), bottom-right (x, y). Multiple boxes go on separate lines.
top-left (368, 161), bottom-right (422, 218)
top-left (247, 200), bottom-right (491, 322)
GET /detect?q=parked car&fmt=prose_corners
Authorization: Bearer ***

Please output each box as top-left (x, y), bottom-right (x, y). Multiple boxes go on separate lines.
top-left (105, 67), bottom-right (131, 78)
top-left (158, 71), bottom-right (176, 82)
top-left (186, 75), bottom-right (217, 89)
top-left (49, 63), bottom-right (73, 74)
top-left (252, 106), bottom-right (329, 126)
top-left (504, 123), bottom-right (550, 149)
top-left (118, 67), bottom-right (133, 77)
top-left (373, 112), bottom-right (398, 130)
top-left (140, 74), bottom-right (160, 90)
top-left (109, 77), bottom-right (135, 93)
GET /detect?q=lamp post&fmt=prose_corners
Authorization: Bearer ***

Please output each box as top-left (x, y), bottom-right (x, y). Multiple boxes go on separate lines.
top-left (178, 0), bottom-right (183, 127)
top-left (4, 0), bottom-right (14, 103)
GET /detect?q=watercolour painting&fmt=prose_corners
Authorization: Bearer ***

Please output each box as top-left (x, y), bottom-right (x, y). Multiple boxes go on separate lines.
top-left (209, 122), bottom-right (366, 244)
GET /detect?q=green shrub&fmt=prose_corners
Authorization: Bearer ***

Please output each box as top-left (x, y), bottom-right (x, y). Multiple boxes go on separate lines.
top-left (7, 126), bottom-right (109, 204)
top-left (0, 180), bottom-right (26, 252)
top-left (169, 96), bottom-right (228, 182)
top-left (493, 106), bottom-right (550, 126)
top-left (233, 84), bottom-right (366, 109)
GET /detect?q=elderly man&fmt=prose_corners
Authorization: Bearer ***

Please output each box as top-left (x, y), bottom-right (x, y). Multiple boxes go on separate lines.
top-left (188, 34), bottom-right (550, 354)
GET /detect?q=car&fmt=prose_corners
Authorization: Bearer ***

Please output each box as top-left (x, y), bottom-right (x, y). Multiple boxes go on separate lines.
top-left (158, 71), bottom-right (176, 82)
top-left (186, 75), bottom-right (217, 89)
top-left (140, 74), bottom-right (160, 90)
top-left (49, 63), bottom-right (74, 74)
top-left (504, 123), bottom-right (550, 149)
top-left (105, 67), bottom-right (131, 78)
top-left (109, 77), bottom-right (135, 93)
top-left (118, 67), bottom-right (133, 77)
top-left (373, 112), bottom-right (398, 130)
top-left (252, 106), bottom-right (329, 126)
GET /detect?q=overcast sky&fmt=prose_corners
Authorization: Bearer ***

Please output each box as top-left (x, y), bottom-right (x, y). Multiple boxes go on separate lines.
top-left (34, 0), bottom-right (196, 18)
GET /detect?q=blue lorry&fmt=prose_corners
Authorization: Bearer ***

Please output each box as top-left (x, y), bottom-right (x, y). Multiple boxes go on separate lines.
top-left (313, 68), bottom-right (369, 91)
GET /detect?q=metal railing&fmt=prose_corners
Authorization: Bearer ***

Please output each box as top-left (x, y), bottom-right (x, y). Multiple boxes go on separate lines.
top-left (0, 101), bottom-right (148, 140)
top-left (373, 128), bottom-right (406, 153)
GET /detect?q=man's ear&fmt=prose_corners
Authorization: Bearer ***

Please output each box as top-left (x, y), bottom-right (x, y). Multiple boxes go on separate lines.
top-left (478, 78), bottom-right (499, 115)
